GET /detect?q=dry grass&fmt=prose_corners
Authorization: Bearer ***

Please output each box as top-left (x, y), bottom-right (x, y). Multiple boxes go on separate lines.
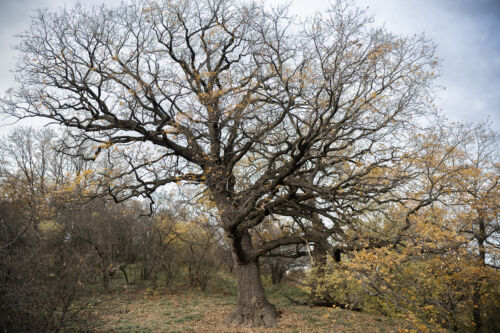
top-left (68, 281), bottom-right (432, 333)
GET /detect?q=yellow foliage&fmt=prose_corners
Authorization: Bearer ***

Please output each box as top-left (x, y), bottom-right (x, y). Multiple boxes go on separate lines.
top-left (38, 219), bottom-right (64, 236)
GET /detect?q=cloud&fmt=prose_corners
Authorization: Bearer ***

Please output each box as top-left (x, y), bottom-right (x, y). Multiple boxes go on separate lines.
top-left (1, 0), bottom-right (499, 133)
top-left (357, 0), bottom-right (500, 129)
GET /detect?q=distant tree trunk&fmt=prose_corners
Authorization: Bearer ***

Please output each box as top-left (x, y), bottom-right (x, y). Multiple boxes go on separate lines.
top-left (102, 271), bottom-right (109, 291)
top-left (472, 283), bottom-right (482, 333)
top-left (164, 262), bottom-right (175, 288)
top-left (271, 264), bottom-right (285, 285)
top-left (226, 231), bottom-right (279, 327)
top-left (306, 203), bottom-right (342, 307)
top-left (141, 264), bottom-right (151, 280)
top-left (188, 263), bottom-right (194, 287)
top-left (473, 218), bottom-right (486, 333)
top-left (309, 244), bottom-right (336, 306)
top-left (120, 266), bottom-right (129, 284)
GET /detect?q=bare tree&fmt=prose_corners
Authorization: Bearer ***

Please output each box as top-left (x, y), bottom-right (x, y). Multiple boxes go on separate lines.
top-left (0, 128), bottom-right (97, 332)
top-left (2, 0), bottom-right (438, 326)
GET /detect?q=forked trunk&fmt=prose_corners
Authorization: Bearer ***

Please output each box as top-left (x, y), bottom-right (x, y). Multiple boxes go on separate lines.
top-left (226, 231), bottom-right (280, 327)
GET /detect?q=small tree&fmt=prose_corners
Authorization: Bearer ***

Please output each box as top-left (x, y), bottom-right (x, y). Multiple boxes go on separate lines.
top-left (2, 0), bottom-right (438, 326)
top-left (0, 129), bottom-right (97, 332)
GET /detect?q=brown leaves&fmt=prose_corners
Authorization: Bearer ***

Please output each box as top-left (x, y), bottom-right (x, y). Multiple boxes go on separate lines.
top-left (90, 285), bottom-right (419, 333)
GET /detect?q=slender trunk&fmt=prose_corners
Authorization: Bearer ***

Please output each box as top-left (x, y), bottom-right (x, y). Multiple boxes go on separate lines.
top-left (473, 219), bottom-right (486, 333)
top-left (226, 231), bottom-right (279, 327)
top-left (472, 282), bottom-right (482, 333)
top-left (120, 266), bottom-right (129, 284)
top-left (102, 272), bottom-right (109, 291)
top-left (141, 264), bottom-right (148, 280)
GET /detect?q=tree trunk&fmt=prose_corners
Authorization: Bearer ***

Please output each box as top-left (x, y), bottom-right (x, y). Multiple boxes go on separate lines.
top-left (226, 260), bottom-right (280, 327)
top-left (309, 245), bottom-right (335, 306)
top-left (472, 282), bottom-right (482, 333)
top-left (226, 231), bottom-right (280, 327)
top-left (271, 265), bottom-right (284, 285)
top-left (120, 266), bottom-right (129, 284)
top-left (102, 272), bottom-right (109, 291)
top-left (472, 218), bottom-right (486, 333)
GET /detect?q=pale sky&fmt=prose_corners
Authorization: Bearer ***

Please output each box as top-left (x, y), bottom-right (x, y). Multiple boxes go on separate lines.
top-left (1, 0), bottom-right (499, 133)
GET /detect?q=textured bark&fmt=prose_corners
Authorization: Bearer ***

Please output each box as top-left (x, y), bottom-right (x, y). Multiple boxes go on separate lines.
top-left (226, 231), bottom-right (280, 327)
top-left (226, 260), bottom-right (280, 327)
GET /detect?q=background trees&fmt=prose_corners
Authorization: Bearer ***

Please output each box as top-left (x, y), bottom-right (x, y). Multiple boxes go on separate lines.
top-left (0, 128), bottom-right (95, 332)
top-left (0, 128), bottom-right (230, 331)
top-left (309, 122), bottom-right (500, 332)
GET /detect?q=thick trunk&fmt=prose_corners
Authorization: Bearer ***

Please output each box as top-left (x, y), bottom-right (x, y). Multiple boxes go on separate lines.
top-left (226, 231), bottom-right (280, 327)
top-left (226, 260), bottom-right (280, 327)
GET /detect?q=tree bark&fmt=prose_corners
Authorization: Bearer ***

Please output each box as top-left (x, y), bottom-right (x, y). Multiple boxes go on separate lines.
top-left (226, 231), bottom-right (280, 327)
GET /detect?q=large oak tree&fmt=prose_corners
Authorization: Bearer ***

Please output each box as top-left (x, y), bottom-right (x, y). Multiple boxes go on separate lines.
top-left (2, 0), bottom-right (438, 326)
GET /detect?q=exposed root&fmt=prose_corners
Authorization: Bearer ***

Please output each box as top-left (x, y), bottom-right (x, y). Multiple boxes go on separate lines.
top-left (226, 296), bottom-right (280, 327)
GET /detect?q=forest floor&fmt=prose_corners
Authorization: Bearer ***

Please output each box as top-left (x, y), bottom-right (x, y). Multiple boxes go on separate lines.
top-left (66, 274), bottom-right (441, 333)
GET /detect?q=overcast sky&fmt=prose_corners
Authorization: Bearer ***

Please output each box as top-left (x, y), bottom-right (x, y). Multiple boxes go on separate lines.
top-left (1, 0), bottom-right (499, 133)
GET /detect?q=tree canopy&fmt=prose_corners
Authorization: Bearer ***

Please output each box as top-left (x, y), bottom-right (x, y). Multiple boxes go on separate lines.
top-left (2, 0), bottom-right (449, 327)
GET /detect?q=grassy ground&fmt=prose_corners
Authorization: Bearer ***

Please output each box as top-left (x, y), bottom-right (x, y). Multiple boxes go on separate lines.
top-left (67, 273), bottom-right (441, 333)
